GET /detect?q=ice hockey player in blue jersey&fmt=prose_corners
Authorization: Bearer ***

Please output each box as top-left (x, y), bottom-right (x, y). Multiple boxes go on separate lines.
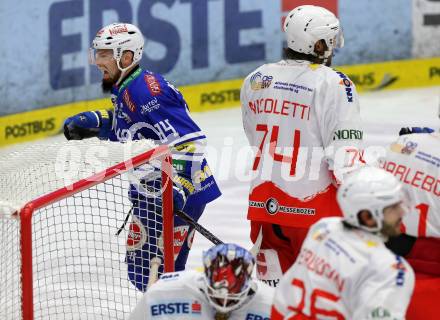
top-left (63, 23), bottom-right (221, 291)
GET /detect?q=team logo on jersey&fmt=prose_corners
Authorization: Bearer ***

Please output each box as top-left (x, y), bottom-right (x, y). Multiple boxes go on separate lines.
top-left (265, 198), bottom-right (279, 215)
top-left (145, 74), bottom-right (162, 96)
top-left (123, 89), bottom-right (136, 112)
top-left (126, 215), bottom-right (148, 251)
top-left (392, 255), bottom-right (407, 286)
top-left (250, 72), bottom-right (273, 90)
top-left (336, 71), bottom-right (354, 102)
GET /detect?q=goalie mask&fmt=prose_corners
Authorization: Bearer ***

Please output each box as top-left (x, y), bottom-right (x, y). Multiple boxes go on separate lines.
top-left (203, 243), bottom-right (255, 314)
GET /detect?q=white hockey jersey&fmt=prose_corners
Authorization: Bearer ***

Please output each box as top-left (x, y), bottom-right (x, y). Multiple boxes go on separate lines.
top-left (129, 270), bottom-right (275, 320)
top-left (241, 60), bottom-right (363, 228)
top-left (381, 133), bottom-right (440, 238)
top-left (271, 217), bottom-right (415, 320)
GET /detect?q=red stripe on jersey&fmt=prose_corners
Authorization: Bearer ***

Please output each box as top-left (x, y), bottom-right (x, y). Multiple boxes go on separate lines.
top-left (247, 181), bottom-right (342, 228)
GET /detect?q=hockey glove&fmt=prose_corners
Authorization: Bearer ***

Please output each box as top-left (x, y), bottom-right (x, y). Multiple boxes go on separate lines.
top-left (64, 109), bottom-right (113, 140)
top-left (399, 127), bottom-right (434, 136)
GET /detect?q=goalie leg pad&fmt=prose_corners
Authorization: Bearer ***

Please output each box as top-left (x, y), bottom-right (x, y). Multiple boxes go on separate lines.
top-left (125, 198), bottom-right (206, 292)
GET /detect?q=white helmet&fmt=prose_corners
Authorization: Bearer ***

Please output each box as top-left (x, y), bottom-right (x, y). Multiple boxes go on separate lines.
top-left (90, 22), bottom-right (144, 72)
top-left (337, 166), bottom-right (404, 233)
top-left (283, 5), bottom-right (344, 60)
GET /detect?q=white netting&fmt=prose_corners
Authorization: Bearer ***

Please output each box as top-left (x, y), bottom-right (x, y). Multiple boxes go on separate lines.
top-left (0, 138), bottom-right (173, 320)
top-left (0, 138), bottom-right (156, 216)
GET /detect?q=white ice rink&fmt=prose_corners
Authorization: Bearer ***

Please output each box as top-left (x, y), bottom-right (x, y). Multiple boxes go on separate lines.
top-left (1, 86), bottom-right (439, 319)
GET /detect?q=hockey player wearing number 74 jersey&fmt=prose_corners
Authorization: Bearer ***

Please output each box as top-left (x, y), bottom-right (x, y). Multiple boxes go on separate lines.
top-left (271, 166), bottom-right (415, 319)
top-left (240, 5), bottom-right (364, 287)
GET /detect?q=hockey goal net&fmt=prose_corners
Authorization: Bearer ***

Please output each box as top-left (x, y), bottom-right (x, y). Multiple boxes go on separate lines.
top-left (0, 139), bottom-right (174, 320)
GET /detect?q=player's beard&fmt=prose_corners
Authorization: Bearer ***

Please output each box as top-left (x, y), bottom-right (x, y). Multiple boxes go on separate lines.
top-left (102, 70), bottom-right (121, 93)
top-left (381, 219), bottom-right (402, 238)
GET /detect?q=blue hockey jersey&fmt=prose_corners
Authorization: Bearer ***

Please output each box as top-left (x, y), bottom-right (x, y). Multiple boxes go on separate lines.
top-left (104, 66), bottom-right (221, 207)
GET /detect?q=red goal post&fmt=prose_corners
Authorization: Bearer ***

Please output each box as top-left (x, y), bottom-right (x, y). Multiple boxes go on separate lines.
top-left (0, 139), bottom-right (175, 320)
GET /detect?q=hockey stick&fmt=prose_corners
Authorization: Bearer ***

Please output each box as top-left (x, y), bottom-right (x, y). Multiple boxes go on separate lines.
top-left (175, 209), bottom-right (263, 257)
top-left (147, 256), bottom-right (162, 289)
top-left (175, 209), bottom-right (224, 245)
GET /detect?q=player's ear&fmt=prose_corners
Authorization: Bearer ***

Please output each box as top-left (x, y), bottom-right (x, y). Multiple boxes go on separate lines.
top-left (121, 51), bottom-right (134, 68)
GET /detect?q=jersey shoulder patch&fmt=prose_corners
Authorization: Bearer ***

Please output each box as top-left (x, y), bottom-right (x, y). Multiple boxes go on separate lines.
top-left (144, 72), bottom-right (162, 96)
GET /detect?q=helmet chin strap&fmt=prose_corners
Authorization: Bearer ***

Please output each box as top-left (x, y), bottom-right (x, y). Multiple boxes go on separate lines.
top-left (115, 58), bottom-right (137, 85)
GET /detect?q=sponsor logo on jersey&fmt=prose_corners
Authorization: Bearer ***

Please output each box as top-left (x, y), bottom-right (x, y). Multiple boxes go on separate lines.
top-left (140, 97), bottom-right (160, 114)
top-left (369, 306), bottom-right (391, 318)
top-left (392, 255), bottom-right (407, 286)
top-left (122, 89), bottom-right (136, 112)
top-left (249, 200), bottom-right (316, 216)
top-left (273, 81), bottom-right (313, 93)
top-left (266, 198), bottom-right (279, 215)
top-left (126, 215), bottom-right (148, 251)
top-left (311, 222), bottom-right (330, 242)
top-left (389, 139), bottom-right (418, 155)
top-left (245, 314), bottom-right (270, 320)
top-left (145, 74), bottom-right (162, 96)
top-left (250, 72), bottom-right (273, 90)
top-left (336, 71), bottom-right (354, 102)
top-left (333, 129), bottom-right (363, 140)
top-left (150, 301), bottom-right (201, 316)
top-left (191, 300), bottom-right (202, 314)
top-left (159, 273), bottom-right (180, 281)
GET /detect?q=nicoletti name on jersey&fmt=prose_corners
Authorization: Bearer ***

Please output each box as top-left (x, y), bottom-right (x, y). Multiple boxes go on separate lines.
top-left (247, 98), bottom-right (311, 120)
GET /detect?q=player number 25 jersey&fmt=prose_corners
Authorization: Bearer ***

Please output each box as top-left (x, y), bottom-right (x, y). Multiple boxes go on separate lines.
top-left (271, 217), bottom-right (415, 319)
